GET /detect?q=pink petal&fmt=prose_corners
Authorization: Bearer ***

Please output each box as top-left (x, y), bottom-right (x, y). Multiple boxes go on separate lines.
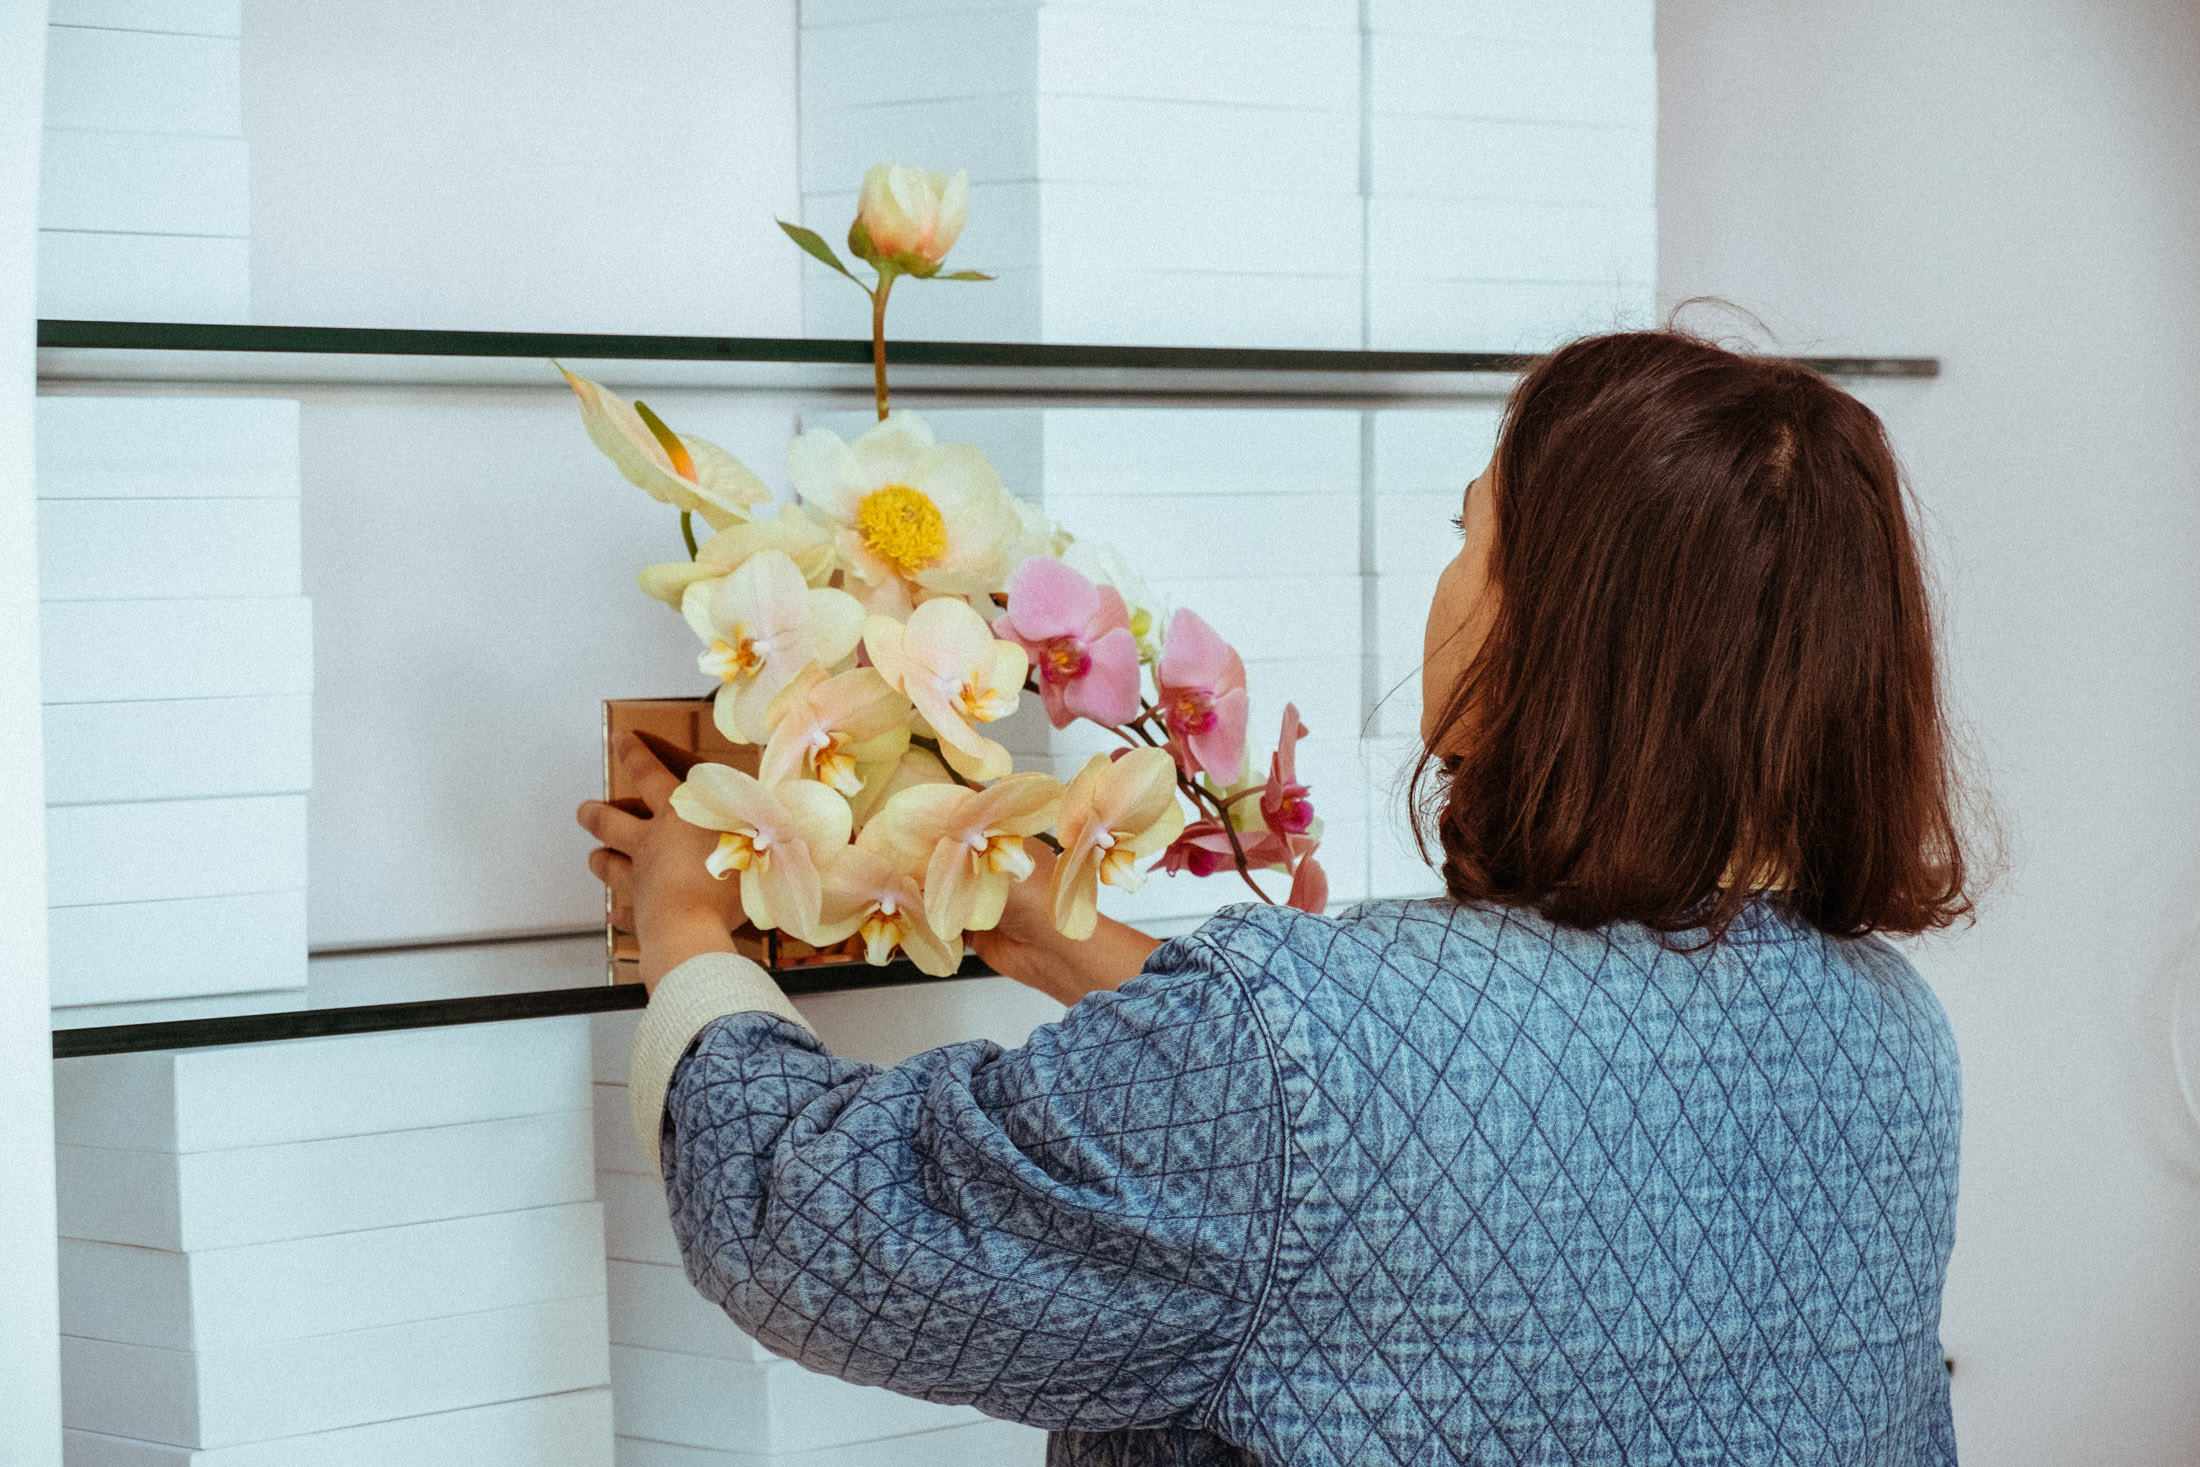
top-left (1188, 685), bottom-right (1250, 781)
top-left (1287, 854), bottom-right (1329, 914)
top-left (1002, 557), bottom-right (1100, 644)
top-left (1157, 608), bottom-right (1233, 693)
top-left (1091, 585), bottom-right (1132, 636)
top-left (1038, 678), bottom-right (1075, 729)
top-left (1061, 627), bottom-right (1142, 727)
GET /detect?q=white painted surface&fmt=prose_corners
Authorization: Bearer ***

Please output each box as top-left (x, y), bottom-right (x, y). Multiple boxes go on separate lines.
top-left (45, 892), bottom-right (307, 1008)
top-left (44, 794), bottom-right (307, 907)
top-left (1659, 2), bottom-right (2200, 1461)
top-left (38, 131), bottom-right (248, 237)
top-left (42, 696), bottom-right (311, 806)
top-left (38, 499), bottom-right (301, 601)
top-left (608, 1345), bottom-right (986, 1454)
top-left (612, 1418), bottom-right (1041, 1467)
top-left (35, 398), bottom-right (297, 500)
top-left (0, 0), bottom-right (62, 1457)
top-left (63, 1389), bottom-right (612, 1467)
top-left (39, 597), bottom-right (312, 703)
top-left (48, 0), bottom-right (237, 36)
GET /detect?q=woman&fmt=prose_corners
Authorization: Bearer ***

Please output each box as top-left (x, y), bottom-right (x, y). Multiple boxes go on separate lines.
top-left (579, 330), bottom-right (1969, 1466)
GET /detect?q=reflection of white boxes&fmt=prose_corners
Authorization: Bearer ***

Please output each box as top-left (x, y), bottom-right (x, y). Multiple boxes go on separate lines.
top-left (64, 1389), bottom-right (614, 1467)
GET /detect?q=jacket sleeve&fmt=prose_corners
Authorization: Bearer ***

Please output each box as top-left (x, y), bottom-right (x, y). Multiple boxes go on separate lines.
top-left (650, 934), bottom-right (1286, 1433)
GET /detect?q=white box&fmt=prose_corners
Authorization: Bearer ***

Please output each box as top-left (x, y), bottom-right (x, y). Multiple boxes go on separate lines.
top-left (44, 794), bottom-right (306, 908)
top-left (1035, 94), bottom-right (1357, 190)
top-left (612, 1416), bottom-right (1044, 1467)
top-left (1041, 267), bottom-right (1362, 349)
top-left (1135, 574), bottom-right (1363, 662)
top-left (1371, 117), bottom-right (1656, 206)
top-left (62, 1294), bottom-right (609, 1449)
top-left (1372, 37), bottom-right (1656, 127)
top-left (1372, 0), bottom-right (1654, 49)
top-left (44, 696), bottom-right (311, 806)
top-left (1375, 409), bottom-right (1504, 496)
top-left (801, 94), bottom-right (1039, 191)
top-left (37, 399), bottom-right (299, 500)
top-left (47, 891), bottom-right (308, 1008)
top-left (600, 1169), bottom-right (681, 1268)
top-left (1036, 9), bottom-right (1357, 108)
top-left (57, 1109), bottom-right (595, 1250)
top-left (40, 597), bottom-right (313, 702)
top-left (61, 1389), bottom-right (613, 1467)
top-left (1038, 408), bottom-right (1360, 498)
top-left (37, 231), bottom-right (251, 323)
top-left (39, 129), bottom-right (249, 237)
top-left (606, 1259), bottom-right (771, 1363)
top-left (44, 28), bottom-right (242, 137)
top-left (1369, 198), bottom-right (1655, 284)
top-left (55, 1017), bottom-right (592, 1152)
top-left (1038, 184), bottom-right (1361, 277)
top-left (1367, 276), bottom-right (1653, 353)
top-left (1374, 493), bottom-right (1466, 580)
top-left (1046, 495), bottom-right (1358, 582)
top-left (609, 1346), bottom-right (987, 1455)
top-left (800, 10), bottom-right (1040, 110)
top-left (39, 499), bottom-right (301, 602)
top-left (48, 0), bottom-right (240, 37)
top-left (594, 1083), bottom-right (649, 1179)
top-left (60, 1201), bottom-right (606, 1348)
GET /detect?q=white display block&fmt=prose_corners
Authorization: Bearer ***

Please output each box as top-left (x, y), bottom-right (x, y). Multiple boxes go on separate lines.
top-left (57, 1109), bottom-right (595, 1251)
top-left (1371, 0), bottom-right (1654, 49)
top-left (1372, 117), bottom-right (1658, 206)
top-left (1375, 408), bottom-right (1504, 496)
top-left (43, 696), bottom-right (312, 807)
top-left (40, 597), bottom-right (313, 703)
top-left (39, 499), bottom-right (302, 602)
top-left (1369, 198), bottom-right (1656, 284)
top-left (1045, 495), bottom-right (1357, 583)
top-left (46, 892), bottom-right (308, 1008)
top-left (63, 1389), bottom-right (612, 1467)
top-left (1044, 268), bottom-right (1363, 350)
top-left (55, 1017), bottom-right (592, 1152)
top-left (61, 1202), bottom-right (607, 1349)
top-left (609, 1346), bottom-right (987, 1456)
top-left (48, 0), bottom-right (239, 36)
top-left (52, 990), bottom-right (310, 1029)
top-left (1035, 9), bottom-right (1357, 107)
top-left (38, 129), bottom-right (249, 238)
top-left (62, 1293), bottom-right (609, 1449)
top-left (1371, 37), bottom-right (1655, 127)
top-left (613, 1417), bottom-right (1044, 1467)
top-left (43, 27), bottom-right (241, 137)
top-left (600, 1169), bottom-right (682, 1269)
top-left (606, 1260), bottom-right (771, 1364)
top-left (594, 1084), bottom-right (649, 1180)
top-left (36, 232), bottom-right (250, 323)
top-left (43, 794), bottom-right (307, 908)
top-left (1037, 408), bottom-right (1360, 498)
top-left (36, 399), bottom-right (299, 501)
top-left (1374, 494), bottom-right (1467, 582)
top-left (1368, 276), bottom-right (1654, 353)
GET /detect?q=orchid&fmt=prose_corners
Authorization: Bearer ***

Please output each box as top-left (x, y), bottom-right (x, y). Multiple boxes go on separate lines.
top-left (560, 369), bottom-right (770, 531)
top-left (683, 549), bottom-right (865, 744)
top-left (1063, 539), bottom-right (1166, 664)
top-left (1051, 749), bottom-right (1187, 940)
top-left (787, 410), bottom-right (1020, 617)
top-left (865, 773), bottom-right (1062, 941)
top-left (863, 597), bottom-right (1026, 783)
top-left (760, 665), bottom-right (912, 801)
top-left (1155, 608), bottom-right (1251, 781)
top-left (639, 503), bottom-right (838, 606)
top-left (992, 556), bottom-right (1141, 729)
top-left (668, 764), bottom-right (852, 941)
top-left (812, 842), bottom-right (962, 976)
top-left (847, 743), bottom-right (954, 828)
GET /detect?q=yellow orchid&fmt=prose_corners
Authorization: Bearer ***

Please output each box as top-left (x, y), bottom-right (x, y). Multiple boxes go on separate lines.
top-left (812, 842), bottom-right (962, 976)
top-left (637, 503), bottom-right (838, 606)
top-left (668, 764), bottom-right (852, 941)
top-left (1050, 748), bottom-right (1188, 940)
top-left (862, 597), bottom-right (1026, 783)
top-left (847, 743), bottom-right (954, 829)
top-left (560, 368), bottom-right (770, 530)
top-left (760, 665), bottom-right (912, 801)
top-left (864, 772), bottom-right (1062, 941)
top-left (787, 410), bottom-right (1018, 616)
top-left (683, 549), bottom-right (864, 743)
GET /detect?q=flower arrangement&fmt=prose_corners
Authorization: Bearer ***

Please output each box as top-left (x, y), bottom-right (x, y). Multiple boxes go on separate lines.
top-left (564, 162), bottom-right (1327, 976)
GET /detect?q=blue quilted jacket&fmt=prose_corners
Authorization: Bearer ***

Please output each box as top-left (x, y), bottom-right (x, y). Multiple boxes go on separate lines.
top-left (659, 897), bottom-right (1962, 1465)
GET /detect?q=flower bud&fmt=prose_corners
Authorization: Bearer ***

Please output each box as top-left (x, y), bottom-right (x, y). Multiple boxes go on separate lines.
top-left (853, 162), bottom-right (970, 274)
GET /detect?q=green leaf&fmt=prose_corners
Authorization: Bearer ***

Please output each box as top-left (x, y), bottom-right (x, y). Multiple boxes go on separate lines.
top-left (938, 270), bottom-right (996, 281)
top-left (777, 220), bottom-right (857, 280)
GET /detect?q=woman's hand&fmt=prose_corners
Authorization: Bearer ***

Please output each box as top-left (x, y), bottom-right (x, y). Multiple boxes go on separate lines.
top-left (970, 841), bottom-right (1164, 1007)
top-left (577, 733), bottom-right (744, 991)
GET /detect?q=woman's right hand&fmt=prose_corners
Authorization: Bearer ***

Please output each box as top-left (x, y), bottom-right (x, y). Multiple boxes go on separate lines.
top-left (970, 842), bottom-right (1164, 1007)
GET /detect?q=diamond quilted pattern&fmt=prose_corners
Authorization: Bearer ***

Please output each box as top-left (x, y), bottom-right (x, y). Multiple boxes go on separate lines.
top-left (661, 896), bottom-right (1960, 1467)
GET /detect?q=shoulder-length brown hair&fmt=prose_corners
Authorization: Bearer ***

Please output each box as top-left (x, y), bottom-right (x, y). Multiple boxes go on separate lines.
top-left (1414, 329), bottom-right (1974, 941)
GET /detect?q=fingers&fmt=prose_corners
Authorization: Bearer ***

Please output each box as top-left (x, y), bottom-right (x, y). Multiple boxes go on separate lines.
top-left (616, 732), bottom-right (683, 815)
top-left (588, 847), bottom-right (636, 929)
top-left (577, 798), bottom-right (648, 854)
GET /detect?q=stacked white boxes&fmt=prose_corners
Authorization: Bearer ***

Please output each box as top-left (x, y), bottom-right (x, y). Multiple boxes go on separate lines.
top-left (38, 0), bottom-right (251, 323)
top-left (53, 1021), bottom-right (614, 1466)
top-left (38, 397), bottom-right (315, 1024)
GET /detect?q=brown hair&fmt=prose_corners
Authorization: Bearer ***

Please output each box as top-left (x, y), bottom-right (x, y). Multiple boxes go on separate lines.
top-left (1412, 329), bottom-right (1975, 941)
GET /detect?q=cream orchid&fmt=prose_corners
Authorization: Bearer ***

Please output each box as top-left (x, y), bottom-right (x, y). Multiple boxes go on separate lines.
top-left (1051, 749), bottom-right (1188, 940)
top-left (862, 597), bottom-right (1026, 782)
top-left (787, 410), bottom-right (1018, 616)
top-left (864, 772), bottom-right (1062, 941)
top-left (560, 368), bottom-right (770, 530)
top-left (668, 764), bottom-right (851, 941)
top-left (683, 549), bottom-right (864, 743)
top-left (847, 743), bottom-right (954, 828)
top-left (638, 503), bottom-right (837, 606)
top-left (812, 842), bottom-right (962, 976)
top-left (760, 665), bottom-right (912, 801)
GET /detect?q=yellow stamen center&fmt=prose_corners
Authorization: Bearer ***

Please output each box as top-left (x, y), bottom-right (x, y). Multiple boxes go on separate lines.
top-left (859, 907), bottom-right (907, 966)
top-left (955, 677), bottom-right (1016, 724)
top-left (708, 831), bottom-right (763, 878)
top-left (856, 483), bottom-right (948, 574)
top-left (809, 731), bottom-right (863, 797)
top-left (699, 626), bottom-right (762, 684)
top-left (979, 832), bottom-right (1034, 880)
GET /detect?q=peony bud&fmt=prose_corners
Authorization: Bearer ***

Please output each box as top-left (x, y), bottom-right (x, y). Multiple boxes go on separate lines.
top-left (853, 162), bottom-right (970, 275)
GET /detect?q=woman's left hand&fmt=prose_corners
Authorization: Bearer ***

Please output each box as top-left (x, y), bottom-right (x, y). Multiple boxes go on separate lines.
top-left (577, 733), bottom-right (745, 990)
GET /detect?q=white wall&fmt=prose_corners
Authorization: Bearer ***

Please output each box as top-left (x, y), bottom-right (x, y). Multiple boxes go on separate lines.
top-left (1657, 3), bottom-right (2200, 1462)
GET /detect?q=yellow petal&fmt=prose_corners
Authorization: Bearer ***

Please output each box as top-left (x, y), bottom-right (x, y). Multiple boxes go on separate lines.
top-left (640, 562), bottom-right (720, 607)
top-left (807, 587), bottom-right (866, 669)
top-left (776, 777), bottom-right (855, 853)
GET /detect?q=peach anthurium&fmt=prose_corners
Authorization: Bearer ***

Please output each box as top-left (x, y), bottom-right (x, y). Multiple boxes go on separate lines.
top-left (638, 503), bottom-right (837, 606)
top-left (560, 368), bottom-right (770, 530)
top-left (760, 664), bottom-right (912, 801)
top-left (1050, 748), bottom-right (1187, 941)
top-left (668, 764), bottom-right (852, 942)
top-left (787, 410), bottom-right (1018, 616)
top-left (683, 549), bottom-right (864, 744)
top-left (862, 597), bottom-right (1026, 783)
top-left (811, 842), bottom-right (962, 977)
top-left (864, 772), bottom-right (1063, 941)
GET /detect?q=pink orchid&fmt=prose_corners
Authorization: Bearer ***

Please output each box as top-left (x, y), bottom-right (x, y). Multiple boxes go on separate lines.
top-left (1155, 609), bottom-right (1249, 781)
top-left (992, 557), bottom-right (1142, 729)
top-left (1258, 704), bottom-right (1315, 841)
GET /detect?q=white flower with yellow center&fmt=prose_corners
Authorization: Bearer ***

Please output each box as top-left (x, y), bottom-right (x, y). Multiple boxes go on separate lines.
top-left (667, 764), bottom-right (852, 942)
top-left (683, 548), bottom-right (864, 744)
top-left (862, 772), bottom-right (1063, 941)
top-left (759, 664), bottom-right (912, 802)
top-left (861, 596), bottom-right (1026, 783)
top-left (811, 841), bottom-right (961, 977)
top-left (787, 410), bottom-right (1018, 615)
top-left (1050, 748), bottom-right (1187, 940)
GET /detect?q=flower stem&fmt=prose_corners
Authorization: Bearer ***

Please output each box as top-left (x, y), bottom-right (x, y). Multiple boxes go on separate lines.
top-left (870, 275), bottom-right (897, 421)
top-left (680, 510), bottom-right (698, 560)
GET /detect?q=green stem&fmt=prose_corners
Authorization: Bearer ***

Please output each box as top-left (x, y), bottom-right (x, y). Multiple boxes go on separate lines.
top-left (680, 510), bottom-right (698, 560)
top-left (870, 274), bottom-right (897, 420)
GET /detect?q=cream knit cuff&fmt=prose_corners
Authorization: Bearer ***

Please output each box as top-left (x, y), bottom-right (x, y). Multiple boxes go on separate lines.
top-left (628, 950), bottom-right (814, 1178)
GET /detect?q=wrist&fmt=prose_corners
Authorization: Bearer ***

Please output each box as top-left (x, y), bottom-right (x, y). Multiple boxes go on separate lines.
top-left (639, 911), bottom-right (737, 991)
